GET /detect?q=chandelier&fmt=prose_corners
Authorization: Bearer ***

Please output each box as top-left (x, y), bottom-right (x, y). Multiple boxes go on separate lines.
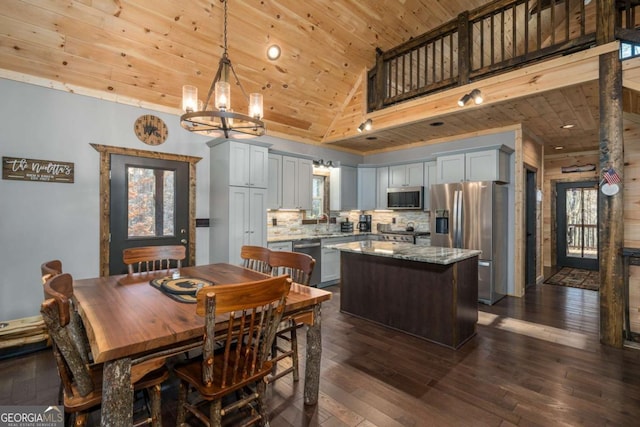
top-left (180, 0), bottom-right (265, 139)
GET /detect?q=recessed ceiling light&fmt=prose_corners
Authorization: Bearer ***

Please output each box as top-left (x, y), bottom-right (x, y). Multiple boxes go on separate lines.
top-left (430, 121), bottom-right (444, 127)
top-left (267, 45), bottom-right (281, 60)
top-left (554, 146), bottom-right (564, 150)
top-left (560, 124), bottom-right (575, 129)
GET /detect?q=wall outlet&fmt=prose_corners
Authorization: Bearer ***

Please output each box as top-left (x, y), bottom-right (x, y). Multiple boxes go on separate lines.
top-left (392, 217), bottom-right (396, 224)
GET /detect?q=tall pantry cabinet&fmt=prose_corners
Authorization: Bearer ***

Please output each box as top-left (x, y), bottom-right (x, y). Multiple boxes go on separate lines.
top-left (209, 140), bottom-right (268, 265)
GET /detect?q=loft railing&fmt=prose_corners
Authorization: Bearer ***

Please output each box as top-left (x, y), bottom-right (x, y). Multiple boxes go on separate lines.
top-left (368, 0), bottom-right (640, 112)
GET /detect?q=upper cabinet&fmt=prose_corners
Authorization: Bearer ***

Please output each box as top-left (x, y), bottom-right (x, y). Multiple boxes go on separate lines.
top-left (389, 162), bottom-right (424, 187)
top-left (330, 165), bottom-right (357, 211)
top-left (267, 153), bottom-right (283, 210)
top-left (282, 156), bottom-right (312, 210)
top-left (376, 167), bottom-right (389, 209)
top-left (423, 161), bottom-right (436, 211)
top-left (436, 148), bottom-right (511, 184)
top-left (229, 142), bottom-right (268, 188)
top-left (357, 167), bottom-right (376, 211)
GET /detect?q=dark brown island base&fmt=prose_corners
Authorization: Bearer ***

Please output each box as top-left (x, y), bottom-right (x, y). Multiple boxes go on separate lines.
top-left (325, 241), bottom-right (481, 349)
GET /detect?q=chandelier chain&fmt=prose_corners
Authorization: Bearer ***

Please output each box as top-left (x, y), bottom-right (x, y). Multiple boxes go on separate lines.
top-left (223, 0), bottom-right (228, 57)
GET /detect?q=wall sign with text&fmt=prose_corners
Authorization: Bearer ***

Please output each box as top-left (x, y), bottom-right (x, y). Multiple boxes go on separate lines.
top-left (2, 156), bottom-right (74, 183)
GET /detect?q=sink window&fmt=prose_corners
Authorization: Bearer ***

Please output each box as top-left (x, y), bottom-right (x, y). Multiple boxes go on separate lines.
top-left (302, 171), bottom-right (330, 223)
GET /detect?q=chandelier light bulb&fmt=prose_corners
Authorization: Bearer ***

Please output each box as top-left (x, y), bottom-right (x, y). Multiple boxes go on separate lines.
top-left (215, 81), bottom-right (230, 110)
top-left (182, 85), bottom-right (198, 112)
top-left (249, 93), bottom-right (263, 119)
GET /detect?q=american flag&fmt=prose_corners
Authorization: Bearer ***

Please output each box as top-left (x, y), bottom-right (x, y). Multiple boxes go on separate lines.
top-left (603, 167), bottom-right (621, 184)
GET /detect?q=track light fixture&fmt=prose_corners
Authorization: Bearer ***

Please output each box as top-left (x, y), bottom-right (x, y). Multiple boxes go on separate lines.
top-left (458, 89), bottom-right (483, 107)
top-left (357, 118), bottom-right (373, 133)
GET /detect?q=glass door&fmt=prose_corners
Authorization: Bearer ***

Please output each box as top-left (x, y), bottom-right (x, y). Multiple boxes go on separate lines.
top-left (556, 181), bottom-right (598, 270)
top-left (109, 155), bottom-right (190, 275)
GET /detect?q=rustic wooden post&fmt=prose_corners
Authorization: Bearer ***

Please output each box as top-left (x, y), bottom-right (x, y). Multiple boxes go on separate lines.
top-left (458, 11), bottom-right (471, 85)
top-left (40, 299), bottom-right (93, 396)
top-left (304, 304), bottom-right (322, 405)
top-left (101, 358), bottom-right (133, 426)
top-left (203, 292), bottom-right (216, 386)
top-left (597, 0), bottom-right (624, 348)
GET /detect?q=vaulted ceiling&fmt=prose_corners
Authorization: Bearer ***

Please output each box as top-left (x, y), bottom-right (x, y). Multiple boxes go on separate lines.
top-left (0, 0), bottom-right (638, 155)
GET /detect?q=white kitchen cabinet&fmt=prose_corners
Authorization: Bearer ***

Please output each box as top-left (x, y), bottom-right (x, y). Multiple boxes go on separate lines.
top-left (376, 166), bottom-right (389, 209)
top-left (209, 141), bottom-right (268, 265)
top-left (436, 148), bottom-right (511, 184)
top-left (282, 156), bottom-right (312, 210)
top-left (358, 167), bottom-right (376, 211)
top-left (321, 236), bottom-right (354, 284)
top-left (423, 161), bottom-right (436, 211)
top-left (227, 187), bottom-right (267, 266)
top-left (267, 153), bottom-right (282, 209)
top-left (268, 241), bottom-right (292, 251)
top-left (436, 153), bottom-right (465, 183)
top-left (229, 142), bottom-right (268, 188)
top-left (465, 149), bottom-right (510, 182)
top-left (389, 163), bottom-right (424, 187)
top-left (330, 165), bottom-right (357, 211)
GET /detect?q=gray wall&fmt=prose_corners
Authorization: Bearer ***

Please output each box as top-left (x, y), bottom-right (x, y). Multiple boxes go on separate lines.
top-left (0, 78), bottom-right (360, 320)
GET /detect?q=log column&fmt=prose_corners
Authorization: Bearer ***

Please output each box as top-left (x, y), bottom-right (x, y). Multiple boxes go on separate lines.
top-left (598, 0), bottom-right (624, 348)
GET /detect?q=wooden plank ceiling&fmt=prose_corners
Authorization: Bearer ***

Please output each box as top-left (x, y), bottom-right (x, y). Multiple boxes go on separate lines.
top-left (0, 0), bottom-right (637, 155)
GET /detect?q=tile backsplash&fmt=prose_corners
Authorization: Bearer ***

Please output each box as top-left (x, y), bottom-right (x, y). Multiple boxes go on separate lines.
top-left (267, 210), bottom-right (430, 238)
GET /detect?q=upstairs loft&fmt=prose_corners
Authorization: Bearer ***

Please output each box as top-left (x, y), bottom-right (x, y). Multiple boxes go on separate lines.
top-left (324, 0), bottom-right (640, 154)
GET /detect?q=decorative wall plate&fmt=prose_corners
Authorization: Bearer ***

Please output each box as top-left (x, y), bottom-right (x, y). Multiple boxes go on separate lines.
top-left (134, 114), bottom-right (168, 145)
top-left (601, 182), bottom-right (619, 196)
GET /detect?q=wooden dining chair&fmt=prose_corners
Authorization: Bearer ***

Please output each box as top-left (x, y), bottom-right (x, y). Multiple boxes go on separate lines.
top-left (267, 250), bottom-right (316, 383)
top-left (123, 245), bottom-right (186, 274)
top-left (41, 273), bottom-right (169, 427)
top-left (41, 259), bottom-right (62, 284)
top-left (174, 275), bottom-right (292, 427)
top-left (240, 245), bottom-right (272, 274)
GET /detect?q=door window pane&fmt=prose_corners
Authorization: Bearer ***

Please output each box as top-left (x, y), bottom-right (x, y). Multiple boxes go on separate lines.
top-left (565, 187), bottom-right (597, 259)
top-left (127, 167), bottom-right (175, 237)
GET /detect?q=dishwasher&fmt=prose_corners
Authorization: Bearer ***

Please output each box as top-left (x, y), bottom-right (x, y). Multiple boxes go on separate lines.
top-left (292, 238), bottom-right (321, 286)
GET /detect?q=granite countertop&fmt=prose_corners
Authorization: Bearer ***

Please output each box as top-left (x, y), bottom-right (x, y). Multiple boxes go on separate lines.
top-left (324, 241), bottom-right (481, 265)
top-left (267, 231), bottom-right (376, 243)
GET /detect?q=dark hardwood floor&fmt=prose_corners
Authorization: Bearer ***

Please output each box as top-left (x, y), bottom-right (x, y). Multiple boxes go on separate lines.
top-left (2, 283), bottom-right (640, 426)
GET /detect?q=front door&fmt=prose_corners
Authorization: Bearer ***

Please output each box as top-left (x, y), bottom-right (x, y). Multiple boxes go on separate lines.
top-left (109, 155), bottom-right (190, 275)
top-left (556, 181), bottom-right (598, 270)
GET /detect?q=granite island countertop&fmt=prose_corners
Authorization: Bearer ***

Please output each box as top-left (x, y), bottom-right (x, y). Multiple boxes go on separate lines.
top-left (324, 241), bottom-right (481, 265)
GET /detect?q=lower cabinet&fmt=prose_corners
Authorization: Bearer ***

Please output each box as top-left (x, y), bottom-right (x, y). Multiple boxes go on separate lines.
top-left (267, 241), bottom-right (292, 252)
top-left (321, 236), bottom-right (356, 284)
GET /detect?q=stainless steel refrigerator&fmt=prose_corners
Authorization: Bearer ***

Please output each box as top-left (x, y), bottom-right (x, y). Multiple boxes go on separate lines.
top-left (430, 181), bottom-right (508, 305)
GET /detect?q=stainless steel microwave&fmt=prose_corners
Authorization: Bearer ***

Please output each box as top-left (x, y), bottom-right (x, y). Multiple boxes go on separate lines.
top-left (386, 186), bottom-right (423, 210)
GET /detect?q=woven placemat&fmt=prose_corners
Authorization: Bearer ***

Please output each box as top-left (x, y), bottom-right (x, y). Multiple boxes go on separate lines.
top-left (149, 276), bottom-right (215, 303)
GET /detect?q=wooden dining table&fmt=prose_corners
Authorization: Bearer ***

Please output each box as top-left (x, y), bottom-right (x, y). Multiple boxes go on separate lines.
top-left (72, 263), bottom-right (332, 426)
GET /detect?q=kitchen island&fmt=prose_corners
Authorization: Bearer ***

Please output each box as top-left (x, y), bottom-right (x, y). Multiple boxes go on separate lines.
top-left (325, 241), bottom-right (481, 349)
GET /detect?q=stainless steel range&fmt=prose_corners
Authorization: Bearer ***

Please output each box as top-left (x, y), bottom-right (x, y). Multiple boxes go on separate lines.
top-left (379, 230), bottom-right (430, 244)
